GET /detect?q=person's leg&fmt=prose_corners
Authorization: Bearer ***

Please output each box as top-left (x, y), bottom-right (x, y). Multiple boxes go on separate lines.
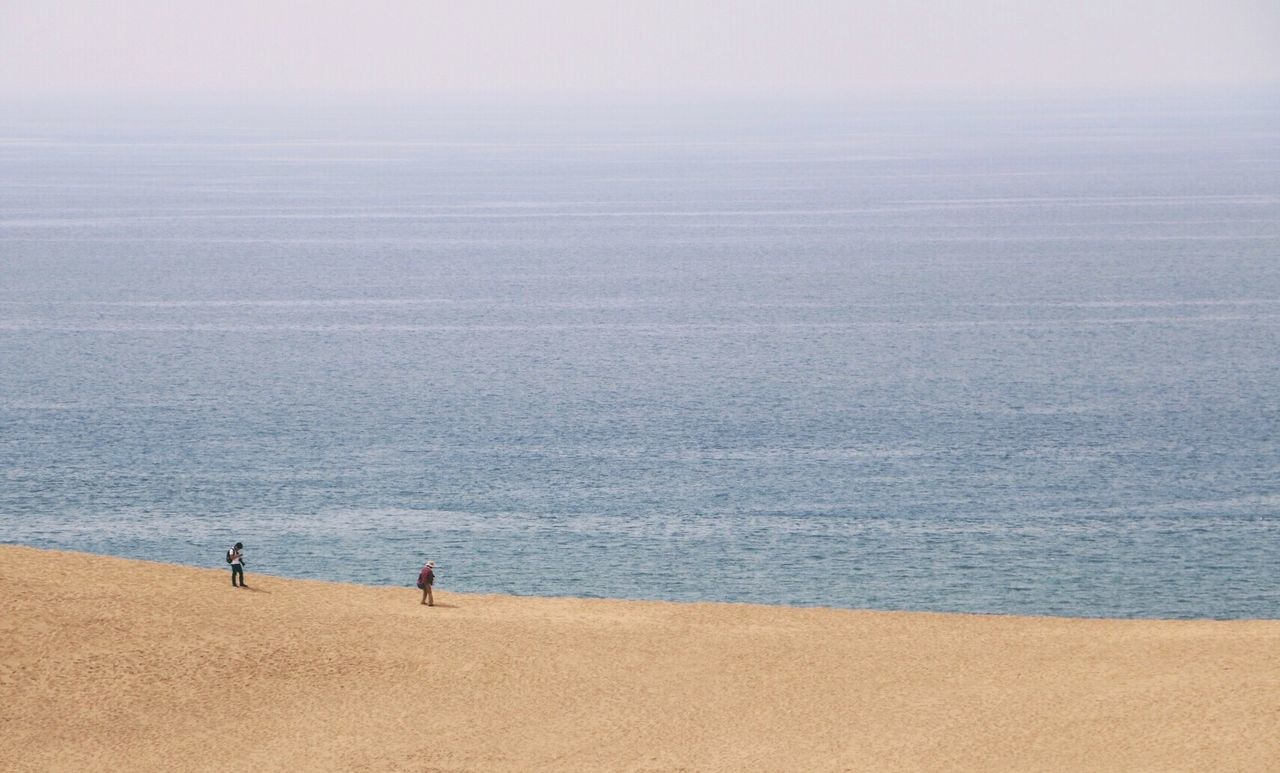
top-left (420, 585), bottom-right (428, 605)
top-left (232, 564), bottom-right (243, 587)
top-left (427, 584), bottom-right (434, 606)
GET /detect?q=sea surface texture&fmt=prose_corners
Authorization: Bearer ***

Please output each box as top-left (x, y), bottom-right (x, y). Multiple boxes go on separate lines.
top-left (2, 98), bottom-right (1277, 618)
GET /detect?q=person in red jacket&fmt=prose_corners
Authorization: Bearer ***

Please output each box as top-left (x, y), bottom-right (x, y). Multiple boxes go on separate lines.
top-left (417, 561), bottom-right (436, 606)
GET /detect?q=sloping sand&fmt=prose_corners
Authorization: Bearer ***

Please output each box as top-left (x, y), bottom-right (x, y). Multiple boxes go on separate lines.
top-left (1, 545), bottom-right (1277, 771)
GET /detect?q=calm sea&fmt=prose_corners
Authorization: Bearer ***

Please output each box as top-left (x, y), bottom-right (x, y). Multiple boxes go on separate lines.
top-left (2, 96), bottom-right (1277, 618)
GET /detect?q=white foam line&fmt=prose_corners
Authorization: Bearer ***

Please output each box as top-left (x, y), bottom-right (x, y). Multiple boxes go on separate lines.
top-left (2, 315), bottom-right (1277, 333)
top-left (0, 207), bottom-right (1003, 222)
top-left (0, 138), bottom-right (909, 150)
top-left (0, 201), bottom-right (798, 214)
top-left (91, 298), bottom-right (460, 308)
top-left (3, 200), bottom-right (1277, 228)
top-left (896, 194), bottom-right (1280, 205)
top-left (3, 298), bottom-right (1277, 310)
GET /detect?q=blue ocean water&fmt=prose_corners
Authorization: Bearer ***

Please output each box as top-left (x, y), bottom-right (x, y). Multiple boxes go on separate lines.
top-left (1, 97), bottom-right (1278, 618)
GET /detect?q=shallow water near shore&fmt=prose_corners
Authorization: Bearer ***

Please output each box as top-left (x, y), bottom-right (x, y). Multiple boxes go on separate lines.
top-left (2, 96), bottom-right (1278, 618)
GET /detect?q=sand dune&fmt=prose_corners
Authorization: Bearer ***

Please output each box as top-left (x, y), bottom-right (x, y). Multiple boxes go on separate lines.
top-left (1, 545), bottom-right (1277, 771)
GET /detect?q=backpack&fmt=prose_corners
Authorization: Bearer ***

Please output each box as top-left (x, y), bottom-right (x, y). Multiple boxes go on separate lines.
top-left (225, 548), bottom-right (234, 564)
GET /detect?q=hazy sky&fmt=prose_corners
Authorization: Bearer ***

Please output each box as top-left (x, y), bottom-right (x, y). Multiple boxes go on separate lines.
top-left (2, 0), bottom-right (1277, 99)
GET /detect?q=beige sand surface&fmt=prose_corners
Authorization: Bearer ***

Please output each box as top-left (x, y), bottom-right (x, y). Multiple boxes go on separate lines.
top-left (1, 545), bottom-right (1277, 771)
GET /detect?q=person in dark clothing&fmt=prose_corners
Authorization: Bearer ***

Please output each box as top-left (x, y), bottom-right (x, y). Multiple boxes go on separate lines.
top-left (228, 542), bottom-right (246, 588)
top-left (417, 560), bottom-right (435, 606)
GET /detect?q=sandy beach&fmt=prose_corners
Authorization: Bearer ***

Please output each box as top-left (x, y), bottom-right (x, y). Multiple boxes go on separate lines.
top-left (1, 545), bottom-right (1276, 771)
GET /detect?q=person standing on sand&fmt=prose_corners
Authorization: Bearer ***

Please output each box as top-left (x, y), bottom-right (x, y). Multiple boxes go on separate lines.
top-left (228, 542), bottom-right (247, 588)
top-left (417, 560), bottom-right (435, 606)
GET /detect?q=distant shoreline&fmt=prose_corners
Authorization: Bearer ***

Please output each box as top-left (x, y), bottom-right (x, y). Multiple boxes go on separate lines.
top-left (3, 541), bottom-right (1274, 622)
